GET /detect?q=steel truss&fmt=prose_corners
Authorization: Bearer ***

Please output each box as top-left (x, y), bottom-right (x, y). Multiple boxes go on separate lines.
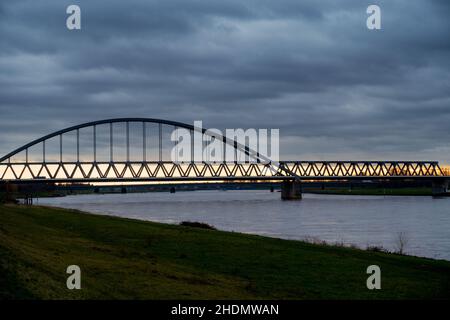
top-left (0, 161), bottom-right (445, 182)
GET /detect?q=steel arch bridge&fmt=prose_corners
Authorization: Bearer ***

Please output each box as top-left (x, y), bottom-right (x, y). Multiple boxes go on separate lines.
top-left (0, 118), bottom-right (447, 183)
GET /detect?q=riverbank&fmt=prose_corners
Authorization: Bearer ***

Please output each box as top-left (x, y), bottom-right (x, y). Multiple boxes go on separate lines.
top-left (1, 184), bottom-right (437, 202)
top-left (1, 204), bottom-right (449, 299)
top-left (305, 187), bottom-right (433, 196)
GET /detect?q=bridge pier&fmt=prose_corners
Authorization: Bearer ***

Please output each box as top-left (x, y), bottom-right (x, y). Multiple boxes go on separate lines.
top-left (432, 179), bottom-right (449, 197)
top-left (281, 180), bottom-right (302, 200)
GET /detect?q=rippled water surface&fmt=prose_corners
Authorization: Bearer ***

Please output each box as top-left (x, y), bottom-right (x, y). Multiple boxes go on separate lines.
top-left (39, 190), bottom-right (450, 260)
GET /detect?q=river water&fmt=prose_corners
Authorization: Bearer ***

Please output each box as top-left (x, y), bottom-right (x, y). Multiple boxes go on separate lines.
top-left (38, 190), bottom-right (450, 261)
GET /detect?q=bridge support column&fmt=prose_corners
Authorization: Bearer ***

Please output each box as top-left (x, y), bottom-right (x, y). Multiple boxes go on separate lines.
top-left (432, 179), bottom-right (449, 197)
top-left (281, 180), bottom-right (302, 200)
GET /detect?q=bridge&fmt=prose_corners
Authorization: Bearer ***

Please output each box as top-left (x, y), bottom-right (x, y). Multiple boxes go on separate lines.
top-left (0, 118), bottom-right (449, 199)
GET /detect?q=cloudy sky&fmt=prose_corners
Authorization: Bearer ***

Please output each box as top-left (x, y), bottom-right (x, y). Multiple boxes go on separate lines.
top-left (1, 0), bottom-right (449, 163)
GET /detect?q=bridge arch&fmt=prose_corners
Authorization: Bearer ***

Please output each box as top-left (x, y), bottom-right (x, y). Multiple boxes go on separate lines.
top-left (0, 118), bottom-right (275, 164)
top-left (0, 118), bottom-right (294, 182)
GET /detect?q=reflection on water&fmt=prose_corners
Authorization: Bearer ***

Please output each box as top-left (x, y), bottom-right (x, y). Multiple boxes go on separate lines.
top-left (38, 190), bottom-right (450, 260)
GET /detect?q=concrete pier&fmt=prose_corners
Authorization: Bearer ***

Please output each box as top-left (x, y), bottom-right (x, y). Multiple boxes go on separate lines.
top-left (281, 180), bottom-right (302, 200)
top-left (432, 179), bottom-right (449, 197)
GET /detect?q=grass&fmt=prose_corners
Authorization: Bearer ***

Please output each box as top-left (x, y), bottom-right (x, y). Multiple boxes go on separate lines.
top-left (0, 204), bottom-right (449, 300)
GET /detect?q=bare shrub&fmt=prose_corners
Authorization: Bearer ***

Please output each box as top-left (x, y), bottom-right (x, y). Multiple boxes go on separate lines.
top-left (302, 236), bottom-right (327, 246)
top-left (348, 243), bottom-right (360, 250)
top-left (395, 232), bottom-right (409, 255)
top-left (302, 236), bottom-right (359, 249)
top-left (366, 245), bottom-right (388, 253)
top-left (180, 221), bottom-right (217, 230)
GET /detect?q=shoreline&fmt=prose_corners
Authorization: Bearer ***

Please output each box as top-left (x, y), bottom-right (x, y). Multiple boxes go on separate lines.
top-left (33, 203), bottom-right (450, 262)
top-left (1, 204), bottom-right (450, 299)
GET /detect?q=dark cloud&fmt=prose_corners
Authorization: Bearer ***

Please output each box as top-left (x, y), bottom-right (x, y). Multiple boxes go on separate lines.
top-left (0, 0), bottom-right (450, 163)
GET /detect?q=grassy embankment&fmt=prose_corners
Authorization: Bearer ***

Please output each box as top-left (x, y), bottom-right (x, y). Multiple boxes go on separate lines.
top-left (1, 204), bottom-right (449, 299)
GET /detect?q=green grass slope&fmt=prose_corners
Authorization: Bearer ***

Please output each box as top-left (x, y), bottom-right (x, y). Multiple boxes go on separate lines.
top-left (0, 205), bottom-right (449, 299)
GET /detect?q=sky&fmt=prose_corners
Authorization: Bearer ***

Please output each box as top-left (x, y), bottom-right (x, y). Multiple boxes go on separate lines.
top-left (0, 0), bottom-right (450, 163)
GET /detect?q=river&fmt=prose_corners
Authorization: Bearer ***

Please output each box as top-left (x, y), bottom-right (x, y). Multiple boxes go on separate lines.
top-left (38, 190), bottom-right (450, 260)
